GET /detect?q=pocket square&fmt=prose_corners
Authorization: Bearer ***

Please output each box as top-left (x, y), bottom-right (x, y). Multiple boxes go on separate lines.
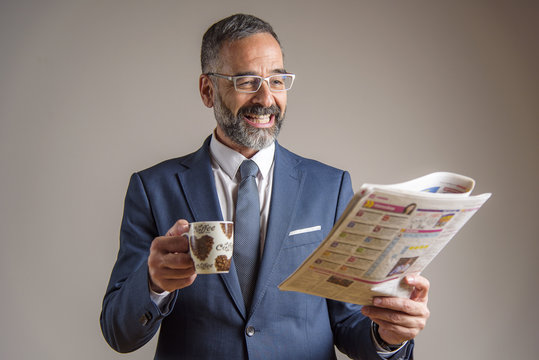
top-left (288, 225), bottom-right (322, 236)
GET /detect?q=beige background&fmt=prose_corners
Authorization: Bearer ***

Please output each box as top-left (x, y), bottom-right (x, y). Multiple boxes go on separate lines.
top-left (1, 1), bottom-right (537, 359)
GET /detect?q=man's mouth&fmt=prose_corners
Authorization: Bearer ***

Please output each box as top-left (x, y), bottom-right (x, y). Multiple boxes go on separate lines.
top-left (243, 113), bottom-right (275, 128)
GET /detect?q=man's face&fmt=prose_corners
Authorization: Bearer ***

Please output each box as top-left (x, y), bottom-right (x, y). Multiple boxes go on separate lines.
top-left (209, 33), bottom-right (288, 153)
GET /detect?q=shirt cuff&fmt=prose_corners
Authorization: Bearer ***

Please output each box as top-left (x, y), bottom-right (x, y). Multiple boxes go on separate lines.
top-left (370, 322), bottom-right (408, 357)
top-left (149, 282), bottom-right (173, 313)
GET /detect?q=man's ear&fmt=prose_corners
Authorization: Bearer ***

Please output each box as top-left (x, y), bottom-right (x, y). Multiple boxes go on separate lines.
top-left (199, 75), bottom-right (214, 108)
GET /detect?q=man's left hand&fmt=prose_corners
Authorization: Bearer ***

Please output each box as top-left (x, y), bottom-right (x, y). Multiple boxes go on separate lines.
top-left (361, 275), bottom-right (430, 345)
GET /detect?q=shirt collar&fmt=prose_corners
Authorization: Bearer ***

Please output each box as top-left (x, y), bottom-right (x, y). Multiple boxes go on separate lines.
top-left (209, 131), bottom-right (275, 180)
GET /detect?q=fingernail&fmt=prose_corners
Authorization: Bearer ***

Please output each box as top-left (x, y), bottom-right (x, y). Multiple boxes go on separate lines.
top-left (406, 275), bottom-right (415, 284)
top-left (373, 298), bottom-right (382, 305)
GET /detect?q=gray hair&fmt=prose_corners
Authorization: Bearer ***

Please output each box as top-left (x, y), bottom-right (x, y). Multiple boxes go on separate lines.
top-left (201, 14), bottom-right (282, 73)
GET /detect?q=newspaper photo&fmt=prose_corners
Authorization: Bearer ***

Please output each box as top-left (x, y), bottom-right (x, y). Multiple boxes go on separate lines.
top-left (278, 172), bottom-right (491, 305)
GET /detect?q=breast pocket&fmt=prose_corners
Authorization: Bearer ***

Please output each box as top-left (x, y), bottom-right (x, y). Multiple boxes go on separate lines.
top-left (283, 225), bottom-right (323, 249)
top-left (278, 228), bottom-right (324, 282)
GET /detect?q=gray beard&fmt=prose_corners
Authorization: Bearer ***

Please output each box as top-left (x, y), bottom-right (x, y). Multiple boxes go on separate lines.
top-left (213, 94), bottom-right (285, 151)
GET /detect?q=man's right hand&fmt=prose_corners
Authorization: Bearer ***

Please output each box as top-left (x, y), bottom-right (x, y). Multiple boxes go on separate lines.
top-left (148, 219), bottom-right (197, 293)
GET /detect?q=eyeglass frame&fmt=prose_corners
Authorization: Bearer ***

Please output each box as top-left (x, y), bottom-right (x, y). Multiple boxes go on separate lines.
top-left (205, 72), bottom-right (296, 93)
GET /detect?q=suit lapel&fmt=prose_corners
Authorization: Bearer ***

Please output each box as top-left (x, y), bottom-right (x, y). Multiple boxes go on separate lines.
top-left (250, 143), bottom-right (304, 315)
top-left (177, 138), bottom-right (222, 222)
top-left (177, 136), bottom-right (247, 317)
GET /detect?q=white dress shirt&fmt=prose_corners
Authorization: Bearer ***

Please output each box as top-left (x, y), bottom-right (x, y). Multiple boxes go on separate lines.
top-left (209, 133), bottom-right (275, 254)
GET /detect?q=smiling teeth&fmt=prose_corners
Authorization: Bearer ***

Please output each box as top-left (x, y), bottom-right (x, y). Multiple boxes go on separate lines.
top-left (247, 114), bottom-right (271, 123)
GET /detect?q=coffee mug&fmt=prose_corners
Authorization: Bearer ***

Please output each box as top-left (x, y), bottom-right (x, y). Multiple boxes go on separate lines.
top-left (184, 221), bottom-right (234, 274)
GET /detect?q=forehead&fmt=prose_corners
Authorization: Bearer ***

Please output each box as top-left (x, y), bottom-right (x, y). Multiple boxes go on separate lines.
top-left (218, 32), bottom-right (284, 74)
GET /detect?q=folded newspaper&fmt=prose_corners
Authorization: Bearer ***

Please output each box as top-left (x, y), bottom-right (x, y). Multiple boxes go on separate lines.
top-left (278, 172), bottom-right (491, 305)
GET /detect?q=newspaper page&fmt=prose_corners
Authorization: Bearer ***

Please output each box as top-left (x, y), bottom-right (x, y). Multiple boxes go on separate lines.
top-left (278, 172), bottom-right (491, 305)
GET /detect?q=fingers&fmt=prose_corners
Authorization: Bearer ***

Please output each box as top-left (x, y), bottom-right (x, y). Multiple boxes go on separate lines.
top-left (148, 219), bottom-right (196, 292)
top-left (405, 275), bottom-right (430, 302)
top-left (152, 235), bottom-right (190, 254)
top-left (362, 300), bottom-right (429, 328)
top-left (361, 300), bottom-right (429, 344)
top-left (370, 295), bottom-right (429, 317)
top-left (149, 273), bottom-right (197, 293)
top-left (149, 257), bottom-right (197, 293)
top-left (148, 245), bottom-right (197, 292)
top-left (160, 250), bottom-right (194, 269)
top-left (361, 275), bottom-right (431, 344)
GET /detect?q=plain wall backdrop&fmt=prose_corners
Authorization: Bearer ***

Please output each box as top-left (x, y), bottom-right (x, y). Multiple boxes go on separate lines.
top-left (1, 1), bottom-right (537, 359)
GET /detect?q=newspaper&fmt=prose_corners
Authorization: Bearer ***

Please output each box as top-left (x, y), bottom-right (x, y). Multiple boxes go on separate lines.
top-left (278, 172), bottom-right (491, 305)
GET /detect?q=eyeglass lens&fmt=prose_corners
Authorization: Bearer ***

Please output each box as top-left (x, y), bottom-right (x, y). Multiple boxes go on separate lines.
top-left (235, 75), bottom-right (294, 92)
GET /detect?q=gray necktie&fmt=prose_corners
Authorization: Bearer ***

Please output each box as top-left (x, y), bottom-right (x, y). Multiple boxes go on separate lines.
top-left (234, 159), bottom-right (261, 310)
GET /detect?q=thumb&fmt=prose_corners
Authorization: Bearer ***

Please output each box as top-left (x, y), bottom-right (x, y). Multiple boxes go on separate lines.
top-left (166, 219), bottom-right (190, 237)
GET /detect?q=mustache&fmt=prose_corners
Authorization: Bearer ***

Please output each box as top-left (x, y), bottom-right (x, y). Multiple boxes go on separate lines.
top-left (238, 105), bottom-right (281, 117)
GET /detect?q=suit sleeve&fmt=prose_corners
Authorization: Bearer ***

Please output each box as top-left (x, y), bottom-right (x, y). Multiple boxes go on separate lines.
top-left (100, 173), bottom-right (178, 353)
top-left (328, 171), bottom-right (414, 360)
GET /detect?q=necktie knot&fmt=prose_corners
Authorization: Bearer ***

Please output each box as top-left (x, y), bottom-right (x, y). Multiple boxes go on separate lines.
top-left (240, 159), bottom-right (259, 180)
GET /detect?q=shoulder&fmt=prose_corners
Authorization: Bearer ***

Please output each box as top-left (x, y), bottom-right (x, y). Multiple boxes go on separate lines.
top-left (136, 138), bottom-right (211, 179)
top-left (276, 143), bottom-right (354, 218)
top-left (276, 143), bottom-right (348, 178)
top-left (138, 156), bottom-right (187, 176)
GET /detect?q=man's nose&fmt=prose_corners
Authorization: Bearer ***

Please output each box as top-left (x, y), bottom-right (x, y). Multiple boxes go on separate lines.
top-left (251, 80), bottom-right (275, 108)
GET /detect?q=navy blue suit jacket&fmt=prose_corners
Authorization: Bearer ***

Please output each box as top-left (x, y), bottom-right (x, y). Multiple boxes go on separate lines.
top-left (100, 137), bottom-right (414, 359)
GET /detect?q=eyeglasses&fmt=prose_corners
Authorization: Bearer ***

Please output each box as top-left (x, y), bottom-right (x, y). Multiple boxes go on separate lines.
top-left (206, 73), bottom-right (295, 93)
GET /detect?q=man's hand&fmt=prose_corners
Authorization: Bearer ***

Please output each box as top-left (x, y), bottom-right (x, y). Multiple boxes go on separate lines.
top-left (361, 275), bottom-right (430, 345)
top-left (147, 219), bottom-right (197, 293)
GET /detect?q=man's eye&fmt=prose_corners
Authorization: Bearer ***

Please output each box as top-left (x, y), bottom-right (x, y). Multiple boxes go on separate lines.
top-left (236, 78), bottom-right (258, 88)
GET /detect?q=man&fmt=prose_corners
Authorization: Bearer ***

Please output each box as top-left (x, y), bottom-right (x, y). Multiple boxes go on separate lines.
top-left (100, 14), bottom-right (430, 359)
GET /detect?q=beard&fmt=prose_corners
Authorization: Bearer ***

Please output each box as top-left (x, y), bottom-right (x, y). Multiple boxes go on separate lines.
top-left (213, 92), bottom-right (285, 151)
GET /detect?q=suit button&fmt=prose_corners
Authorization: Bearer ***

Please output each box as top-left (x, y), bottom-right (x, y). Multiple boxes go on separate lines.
top-left (245, 326), bottom-right (255, 337)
